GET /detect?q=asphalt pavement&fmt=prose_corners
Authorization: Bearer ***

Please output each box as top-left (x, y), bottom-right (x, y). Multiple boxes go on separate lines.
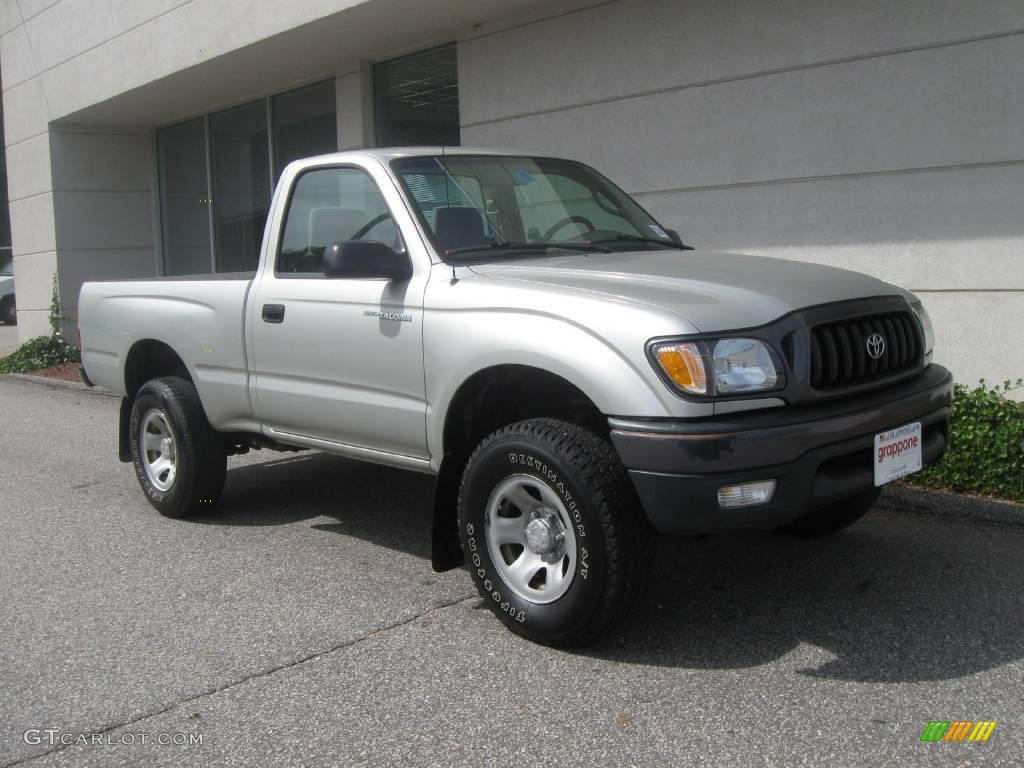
top-left (1, 375), bottom-right (1022, 767)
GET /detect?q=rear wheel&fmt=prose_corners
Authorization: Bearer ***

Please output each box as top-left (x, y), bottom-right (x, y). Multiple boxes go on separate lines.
top-left (130, 377), bottom-right (226, 518)
top-left (458, 419), bottom-right (651, 647)
top-left (776, 488), bottom-right (881, 537)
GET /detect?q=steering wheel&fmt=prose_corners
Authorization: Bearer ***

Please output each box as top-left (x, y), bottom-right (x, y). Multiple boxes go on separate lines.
top-left (351, 212), bottom-right (393, 241)
top-left (542, 215), bottom-right (596, 241)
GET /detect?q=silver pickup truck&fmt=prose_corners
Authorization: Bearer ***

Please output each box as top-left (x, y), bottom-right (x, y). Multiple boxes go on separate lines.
top-left (79, 148), bottom-right (952, 646)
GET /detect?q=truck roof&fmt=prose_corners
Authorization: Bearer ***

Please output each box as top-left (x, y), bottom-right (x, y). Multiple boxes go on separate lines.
top-left (283, 147), bottom-right (562, 174)
top-left (317, 146), bottom-right (533, 161)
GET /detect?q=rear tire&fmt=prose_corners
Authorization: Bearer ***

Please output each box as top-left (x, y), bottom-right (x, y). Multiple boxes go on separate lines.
top-left (457, 419), bottom-right (651, 647)
top-left (776, 488), bottom-right (881, 537)
top-left (0, 296), bottom-right (15, 325)
top-left (129, 376), bottom-right (226, 518)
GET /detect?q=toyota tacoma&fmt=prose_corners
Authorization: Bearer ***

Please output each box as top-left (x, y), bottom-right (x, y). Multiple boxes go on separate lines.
top-left (78, 148), bottom-right (952, 646)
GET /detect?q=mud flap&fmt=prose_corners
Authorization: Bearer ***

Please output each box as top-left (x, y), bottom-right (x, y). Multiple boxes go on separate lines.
top-left (118, 396), bottom-right (132, 463)
top-left (431, 455), bottom-right (465, 572)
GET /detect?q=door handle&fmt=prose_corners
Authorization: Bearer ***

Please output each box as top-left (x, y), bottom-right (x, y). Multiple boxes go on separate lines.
top-left (262, 304), bottom-right (285, 324)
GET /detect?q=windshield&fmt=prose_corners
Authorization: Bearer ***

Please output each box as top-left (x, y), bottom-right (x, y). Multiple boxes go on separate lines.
top-left (391, 155), bottom-right (680, 261)
top-left (0, 259), bottom-right (12, 276)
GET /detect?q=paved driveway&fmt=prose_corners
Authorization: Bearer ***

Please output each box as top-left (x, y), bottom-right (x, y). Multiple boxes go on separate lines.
top-left (1, 375), bottom-right (1022, 767)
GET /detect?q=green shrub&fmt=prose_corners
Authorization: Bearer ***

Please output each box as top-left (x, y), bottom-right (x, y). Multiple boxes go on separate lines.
top-left (0, 335), bottom-right (81, 373)
top-left (906, 379), bottom-right (1024, 503)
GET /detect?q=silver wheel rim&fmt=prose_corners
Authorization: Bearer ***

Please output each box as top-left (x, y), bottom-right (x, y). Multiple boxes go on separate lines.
top-left (140, 409), bottom-right (177, 492)
top-left (485, 474), bottom-right (577, 604)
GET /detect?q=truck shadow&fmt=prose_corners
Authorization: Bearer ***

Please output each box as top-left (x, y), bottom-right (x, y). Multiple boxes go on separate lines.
top-left (196, 453), bottom-right (1024, 684)
top-left (190, 452), bottom-right (436, 560)
top-left (590, 509), bottom-right (1024, 683)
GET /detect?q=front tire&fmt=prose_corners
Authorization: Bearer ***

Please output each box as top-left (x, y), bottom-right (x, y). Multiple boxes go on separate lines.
top-left (776, 488), bottom-right (881, 537)
top-left (458, 419), bottom-right (651, 647)
top-left (130, 377), bottom-right (226, 518)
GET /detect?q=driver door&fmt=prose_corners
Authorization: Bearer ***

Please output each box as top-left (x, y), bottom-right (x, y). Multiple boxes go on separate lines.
top-left (248, 162), bottom-right (429, 460)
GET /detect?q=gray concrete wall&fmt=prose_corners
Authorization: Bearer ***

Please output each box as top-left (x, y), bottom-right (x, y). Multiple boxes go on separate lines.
top-left (51, 128), bottom-right (157, 332)
top-left (460, 0), bottom-right (1024, 386)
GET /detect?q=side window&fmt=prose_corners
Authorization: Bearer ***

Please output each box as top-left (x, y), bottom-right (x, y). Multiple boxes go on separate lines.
top-left (277, 167), bottom-right (401, 274)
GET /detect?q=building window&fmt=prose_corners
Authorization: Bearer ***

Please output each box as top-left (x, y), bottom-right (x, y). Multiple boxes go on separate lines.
top-left (156, 79), bottom-right (337, 276)
top-left (374, 43), bottom-right (460, 148)
top-left (210, 100), bottom-right (271, 273)
top-left (272, 80), bottom-right (337, 180)
top-left (157, 118), bottom-right (212, 276)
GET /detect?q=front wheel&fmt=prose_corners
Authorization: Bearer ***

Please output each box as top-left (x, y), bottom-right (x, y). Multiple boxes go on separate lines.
top-left (458, 419), bottom-right (651, 647)
top-left (130, 376), bottom-right (226, 518)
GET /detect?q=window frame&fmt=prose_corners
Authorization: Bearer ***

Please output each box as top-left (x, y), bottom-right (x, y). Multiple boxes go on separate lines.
top-left (273, 164), bottom-right (405, 279)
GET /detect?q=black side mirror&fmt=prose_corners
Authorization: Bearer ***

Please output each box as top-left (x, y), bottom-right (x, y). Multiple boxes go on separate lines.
top-left (322, 241), bottom-right (412, 281)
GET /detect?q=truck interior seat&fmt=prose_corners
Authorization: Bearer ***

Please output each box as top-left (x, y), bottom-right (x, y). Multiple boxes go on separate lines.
top-left (308, 207), bottom-right (368, 248)
top-left (433, 206), bottom-right (487, 253)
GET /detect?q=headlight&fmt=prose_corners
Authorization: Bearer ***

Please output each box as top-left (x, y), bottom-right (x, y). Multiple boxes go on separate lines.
top-left (910, 301), bottom-right (935, 358)
top-left (651, 338), bottom-right (781, 397)
top-left (712, 338), bottom-right (779, 394)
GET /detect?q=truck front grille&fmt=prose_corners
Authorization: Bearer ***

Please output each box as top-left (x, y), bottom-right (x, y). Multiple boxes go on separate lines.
top-left (810, 311), bottom-right (922, 390)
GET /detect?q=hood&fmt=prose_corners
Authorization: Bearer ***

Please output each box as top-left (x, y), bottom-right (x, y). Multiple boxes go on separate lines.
top-left (468, 249), bottom-right (909, 332)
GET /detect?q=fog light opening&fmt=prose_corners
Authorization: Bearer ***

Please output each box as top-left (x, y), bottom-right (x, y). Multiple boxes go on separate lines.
top-left (717, 480), bottom-right (777, 509)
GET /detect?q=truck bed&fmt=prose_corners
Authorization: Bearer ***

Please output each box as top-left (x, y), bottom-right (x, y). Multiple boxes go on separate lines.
top-left (79, 275), bottom-right (258, 432)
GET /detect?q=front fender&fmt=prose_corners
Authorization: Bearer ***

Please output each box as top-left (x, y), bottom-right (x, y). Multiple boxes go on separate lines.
top-left (423, 308), bottom-right (707, 468)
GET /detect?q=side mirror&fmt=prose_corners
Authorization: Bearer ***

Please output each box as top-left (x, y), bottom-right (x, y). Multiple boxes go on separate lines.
top-left (322, 241), bottom-right (412, 281)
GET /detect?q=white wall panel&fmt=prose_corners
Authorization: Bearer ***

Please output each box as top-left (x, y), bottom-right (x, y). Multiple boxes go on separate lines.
top-left (463, 36), bottom-right (1024, 193)
top-left (460, 0), bottom-right (1024, 125)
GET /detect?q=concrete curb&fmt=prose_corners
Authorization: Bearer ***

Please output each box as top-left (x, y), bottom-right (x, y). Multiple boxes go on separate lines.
top-left (4, 373), bottom-right (119, 398)
top-left (881, 483), bottom-right (1024, 528)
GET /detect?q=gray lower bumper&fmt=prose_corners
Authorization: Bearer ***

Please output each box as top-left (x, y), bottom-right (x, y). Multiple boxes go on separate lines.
top-left (609, 365), bottom-right (953, 534)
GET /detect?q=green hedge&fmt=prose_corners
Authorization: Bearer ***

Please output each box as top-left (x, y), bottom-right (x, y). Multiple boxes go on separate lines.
top-left (0, 335), bottom-right (81, 374)
top-left (906, 379), bottom-right (1024, 503)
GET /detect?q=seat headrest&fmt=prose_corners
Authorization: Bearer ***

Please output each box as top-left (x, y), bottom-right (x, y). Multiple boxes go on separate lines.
top-left (309, 208), bottom-right (368, 248)
top-left (433, 206), bottom-right (487, 253)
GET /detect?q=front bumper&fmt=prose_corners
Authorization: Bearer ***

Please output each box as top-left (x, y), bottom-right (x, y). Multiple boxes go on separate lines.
top-left (610, 365), bottom-right (953, 534)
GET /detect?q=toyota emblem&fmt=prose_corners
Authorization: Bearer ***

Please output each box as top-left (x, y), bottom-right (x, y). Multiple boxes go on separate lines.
top-left (866, 333), bottom-right (886, 360)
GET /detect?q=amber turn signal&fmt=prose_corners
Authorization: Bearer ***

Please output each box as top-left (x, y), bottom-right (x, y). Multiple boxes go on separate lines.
top-left (653, 343), bottom-right (707, 395)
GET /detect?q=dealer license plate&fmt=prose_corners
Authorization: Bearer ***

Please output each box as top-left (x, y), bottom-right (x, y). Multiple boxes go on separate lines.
top-left (874, 422), bottom-right (923, 486)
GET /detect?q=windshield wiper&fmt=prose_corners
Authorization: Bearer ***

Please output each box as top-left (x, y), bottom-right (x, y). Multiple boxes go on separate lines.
top-left (590, 235), bottom-right (686, 250)
top-left (445, 241), bottom-right (611, 258)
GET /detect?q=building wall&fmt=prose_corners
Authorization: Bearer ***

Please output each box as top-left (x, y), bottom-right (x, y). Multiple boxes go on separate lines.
top-left (460, 0), bottom-right (1024, 386)
top-left (0, 0), bottom-right (374, 337)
